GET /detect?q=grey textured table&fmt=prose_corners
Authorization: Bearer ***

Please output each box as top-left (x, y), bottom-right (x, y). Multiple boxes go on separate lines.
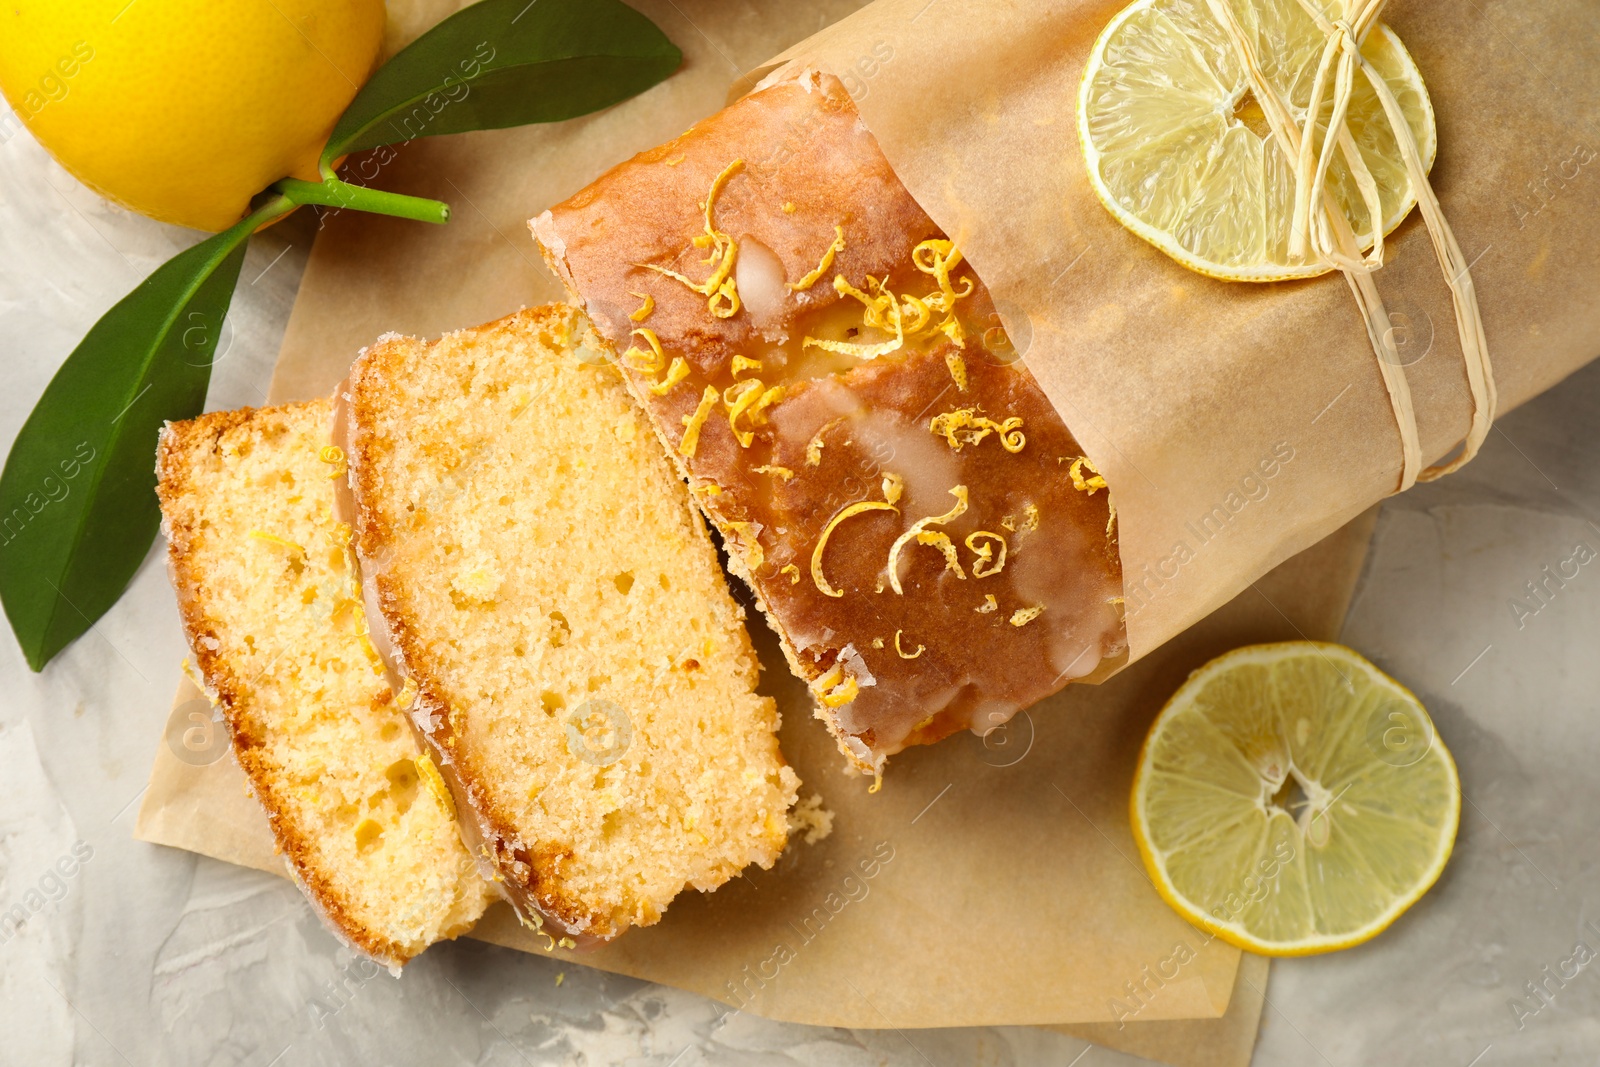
top-left (3, 88), bottom-right (1598, 1067)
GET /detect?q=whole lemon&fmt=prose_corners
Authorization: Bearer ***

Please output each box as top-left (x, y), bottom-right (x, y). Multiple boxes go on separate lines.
top-left (0, 0), bottom-right (386, 232)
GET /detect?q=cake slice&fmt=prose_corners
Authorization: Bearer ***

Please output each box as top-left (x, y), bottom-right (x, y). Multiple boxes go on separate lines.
top-left (340, 305), bottom-right (800, 940)
top-left (157, 399), bottom-right (495, 969)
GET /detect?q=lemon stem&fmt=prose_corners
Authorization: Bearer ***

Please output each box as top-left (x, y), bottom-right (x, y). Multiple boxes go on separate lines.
top-left (272, 177), bottom-right (450, 225)
top-left (234, 193), bottom-right (298, 236)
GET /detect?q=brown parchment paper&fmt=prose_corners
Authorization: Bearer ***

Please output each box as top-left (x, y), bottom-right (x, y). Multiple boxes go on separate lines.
top-left (132, 0), bottom-right (1387, 1053)
top-left (140, 505), bottom-right (1373, 1053)
top-left (747, 0), bottom-right (1600, 662)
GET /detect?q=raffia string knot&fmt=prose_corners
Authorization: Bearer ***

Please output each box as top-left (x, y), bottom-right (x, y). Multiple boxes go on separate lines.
top-left (1204, 0), bottom-right (1496, 492)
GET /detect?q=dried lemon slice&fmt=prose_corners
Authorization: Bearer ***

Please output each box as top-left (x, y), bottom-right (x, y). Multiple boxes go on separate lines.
top-left (1131, 642), bottom-right (1458, 955)
top-left (1079, 0), bottom-right (1436, 281)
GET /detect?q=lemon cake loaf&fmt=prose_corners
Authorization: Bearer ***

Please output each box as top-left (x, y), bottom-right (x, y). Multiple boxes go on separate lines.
top-left (340, 305), bottom-right (800, 940)
top-left (157, 399), bottom-right (494, 968)
top-left (532, 73), bottom-right (1126, 776)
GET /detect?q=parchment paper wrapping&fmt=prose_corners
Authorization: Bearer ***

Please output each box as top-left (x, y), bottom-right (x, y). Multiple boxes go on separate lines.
top-left (745, 0), bottom-right (1600, 661)
top-left (128, 0), bottom-right (1454, 1054)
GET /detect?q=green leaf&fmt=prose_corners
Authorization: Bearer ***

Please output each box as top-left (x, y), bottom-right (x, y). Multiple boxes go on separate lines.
top-left (0, 203), bottom-right (281, 670)
top-left (322, 0), bottom-right (681, 163)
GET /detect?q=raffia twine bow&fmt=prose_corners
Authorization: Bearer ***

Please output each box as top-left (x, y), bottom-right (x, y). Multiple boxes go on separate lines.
top-left (1203, 0), bottom-right (1496, 492)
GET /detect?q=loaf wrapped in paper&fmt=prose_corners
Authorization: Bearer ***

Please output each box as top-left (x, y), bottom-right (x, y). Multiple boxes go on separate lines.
top-left (534, 75), bottom-right (1124, 775)
top-left (534, 0), bottom-right (1600, 772)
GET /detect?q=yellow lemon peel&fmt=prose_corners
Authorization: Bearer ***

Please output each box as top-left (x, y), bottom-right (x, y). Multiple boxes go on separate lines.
top-left (812, 500), bottom-right (899, 598)
top-left (805, 416), bottom-right (845, 467)
top-left (803, 275), bottom-right (907, 359)
top-left (179, 656), bottom-right (210, 696)
top-left (0, 1), bottom-right (386, 232)
top-left (929, 409), bottom-right (1026, 453)
top-left (1069, 456), bottom-right (1117, 536)
top-left (318, 444), bottom-right (347, 479)
top-left (781, 563), bottom-right (801, 584)
top-left (789, 225), bottom-right (846, 291)
top-left (640, 159), bottom-right (744, 319)
top-left (731, 355), bottom-right (763, 377)
top-left (648, 356), bottom-right (690, 395)
top-left (622, 328), bottom-right (666, 375)
top-left (722, 380), bottom-right (785, 448)
top-left (881, 472), bottom-right (904, 506)
top-left (727, 520), bottom-right (765, 571)
top-left (415, 751), bottom-right (455, 819)
top-left (627, 292), bottom-right (655, 322)
top-left (752, 386), bottom-right (784, 417)
top-left (894, 291), bottom-right (933, 335)
top-left (722, 380), bottom-right (761, 447)
top-left (945, 352), bottom-right (968, 392)
top-left (822, 674), bottom-right (859, 707)
top-left (753, 464), bottom-right (794, 481)
top-left (913, 239), bottom-right (974, 345)
top-left (915, 531), bottom-right (967, 580)
top-left (966, 531), bottom-right (1008, 578)
top-left (977, 594), bottom-right (999, 614)
top-left (812, 663), bottom-right (860, 707)
top-left (679, 385), bottom-right (720, 458)
top-left (1010, 605), bottom-right (1044, 627)
top-left (248, 529), bottom-right (304, 556)
top-left (1069, 456), bottom-right (1106, 494)
top-left (800, 239), bottom-right (975, 360)
top-left (357, 632), bottom-right (384, 674)
top-left (894, 630), bottom-right (925, 659)
top-left (887, 486), bottom-right (969, 595)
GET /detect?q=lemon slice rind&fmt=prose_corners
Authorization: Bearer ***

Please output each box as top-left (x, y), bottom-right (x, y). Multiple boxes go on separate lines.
top-left (1078, 0), bottom-right (1438, 283)
top-left (1130, 641), bottom-right (1459, 956)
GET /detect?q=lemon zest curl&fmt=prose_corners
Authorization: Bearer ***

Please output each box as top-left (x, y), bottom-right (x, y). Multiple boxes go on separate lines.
top-left (887, 486), bottom-right (969, 595)
top-left (1069, 456), bottom-right (1117, 536)
top-left (966, 531), bottom-right (1008, 578)
top-left (638, 159), bottom-right (745, 319)
top-left (929, 409), bottom-right (1025, 453)
top-left (788, 225), bottom-right (846, 291)
top-left (812, 500), bottom-right (898, 598)
top-left (812, 662), bottom-right (860, 707)
top-left (649, 357), bottom-right (690, 395)
top-left (679, 386), bottom-right (719, 458)
top-left (622, 328), bottom-right (666, 375)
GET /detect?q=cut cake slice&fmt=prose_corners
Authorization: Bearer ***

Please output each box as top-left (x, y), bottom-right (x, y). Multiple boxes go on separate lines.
top-left (340, 305), bottom-right (800, 940)
top-left (157, 398), bottom-right (495, 968)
